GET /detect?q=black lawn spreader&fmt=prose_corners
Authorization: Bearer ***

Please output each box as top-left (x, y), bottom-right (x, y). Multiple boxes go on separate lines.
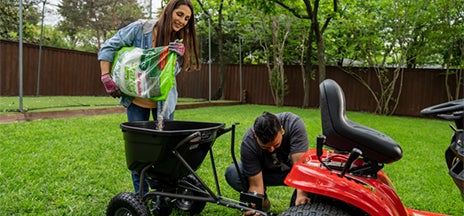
top-left (106, 120), bottom-right (271, 216)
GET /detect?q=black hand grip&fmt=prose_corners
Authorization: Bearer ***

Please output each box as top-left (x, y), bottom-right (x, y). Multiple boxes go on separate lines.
top-left (316, 135), bottom-right (326, 158)
top-left (339, 148), bottom-right (362, 177)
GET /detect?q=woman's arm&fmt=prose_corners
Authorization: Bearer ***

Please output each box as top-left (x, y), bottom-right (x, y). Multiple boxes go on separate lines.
top-left (100, 61), bottom-right (111, 75)
top-left (98, 20), bottom-right (143, 62)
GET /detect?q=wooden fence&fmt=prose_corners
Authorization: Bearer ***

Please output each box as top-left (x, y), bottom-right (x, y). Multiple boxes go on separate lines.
top-left (0, 40), bottom-right (103, 96)
top-left (178, 64), bottom-right (456, 116)
top-left (0, 40), bottom-right (458, 116)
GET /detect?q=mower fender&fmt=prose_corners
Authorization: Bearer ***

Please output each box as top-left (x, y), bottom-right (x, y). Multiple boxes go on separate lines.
top-left (285, 150), bottom-right (408, 216)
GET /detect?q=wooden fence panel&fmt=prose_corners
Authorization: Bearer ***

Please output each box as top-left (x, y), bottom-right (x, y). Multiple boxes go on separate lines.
top-left (1, 40), bottom-right (458, 116)
top-left (0, 40), bottom-right (104, 96)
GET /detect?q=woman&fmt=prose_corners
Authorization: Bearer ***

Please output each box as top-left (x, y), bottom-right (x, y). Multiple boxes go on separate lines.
top-left (97, 0), bottom-right (200, 194)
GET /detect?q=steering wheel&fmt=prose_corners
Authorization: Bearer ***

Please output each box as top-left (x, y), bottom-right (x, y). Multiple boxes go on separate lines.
top-left (420, 98), bottom-right (464, 116)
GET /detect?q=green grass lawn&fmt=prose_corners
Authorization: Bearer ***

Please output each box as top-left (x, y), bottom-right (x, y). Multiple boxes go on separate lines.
top-left (0, 105), bottom-right (463, 215)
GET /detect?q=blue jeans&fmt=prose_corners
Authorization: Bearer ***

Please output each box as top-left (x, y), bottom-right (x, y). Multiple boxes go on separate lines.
top-left (224, 162), bottom-right (288, 193)
top-left (127, 103), bottom-right (172, 195)
top-left (126, 103), bottom-right (158, 122)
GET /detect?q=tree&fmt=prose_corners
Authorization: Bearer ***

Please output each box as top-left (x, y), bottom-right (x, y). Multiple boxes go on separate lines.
top-left (58, 0), bottom-right (143, 51)
top-left (203, 3), bottom-right (309, 106)
top-left (432, 0), bottom-right (464, 100)
top-left (195, 0), bottom-right (228, 100)
top-left (248, 14), bottom-right (292, 106)
top-left (331, 0), bottom-right (432, 115)
top-left (239, 0), bottom-right (339, 108)
top-left (1, 0), bottom-right (41, 42)
top-left (40, 25), bottom-right (74, 49)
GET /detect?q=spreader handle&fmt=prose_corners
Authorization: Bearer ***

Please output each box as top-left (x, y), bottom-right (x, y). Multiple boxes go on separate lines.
top-left (217, 122), bottom-right (240, 138)
top-left (174, 131), bottom-right (201, 150)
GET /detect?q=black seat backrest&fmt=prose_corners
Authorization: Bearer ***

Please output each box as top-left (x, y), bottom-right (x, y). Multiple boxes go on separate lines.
top-left (320, 79), bottom-right (403, 164)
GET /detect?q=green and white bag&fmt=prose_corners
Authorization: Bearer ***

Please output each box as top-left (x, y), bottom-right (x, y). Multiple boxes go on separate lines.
top-left (111, 46), bottom-right (177, 101)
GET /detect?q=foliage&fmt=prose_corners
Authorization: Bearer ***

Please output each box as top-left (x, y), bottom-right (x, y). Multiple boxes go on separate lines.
top-left (432, 0), bottom-right (464, 100)
top-left (0, 105), bottom-right (462, 215)
top-left (2, 0), bottom-right (463, 69)
top-left (237, 0), bottom-right (339, 109)
top-left (39, 25), bottom-right (74, 49)
top-left (2, 0), bottom-right (464, 110)
top-left (57, 0), bottom-right (144, 51)
top-left (194, 0), bottom-right (229, 100)
top-left (259, 14), bottom-right (292, 106)
top-left (0, 0), bottom-right (41, 42)
top-left (0, 1), bottom-right (81, 49)
top-left (269, 66), bottom-right (289, 106)
top-left (329, 0), bottom-right (428, 115)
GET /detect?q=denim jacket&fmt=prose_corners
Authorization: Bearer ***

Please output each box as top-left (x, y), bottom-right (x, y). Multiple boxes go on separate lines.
top-left (98, 19), bottom-right (181, 120)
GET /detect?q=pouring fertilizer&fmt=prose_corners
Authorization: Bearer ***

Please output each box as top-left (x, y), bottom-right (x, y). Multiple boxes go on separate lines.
top-left (110, 45), bottom-right (178, 102)
top-left (110, 42), bottom-right (180, 131)
top-left (156, 97), bottom-right (169, 131)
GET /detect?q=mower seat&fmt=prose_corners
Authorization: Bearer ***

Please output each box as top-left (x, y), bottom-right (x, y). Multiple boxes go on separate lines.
top-left (319, 79), bottom-right (403, 164)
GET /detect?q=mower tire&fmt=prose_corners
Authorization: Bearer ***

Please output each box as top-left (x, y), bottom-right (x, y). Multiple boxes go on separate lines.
top-left (279, 202), bottom-right (351, 216)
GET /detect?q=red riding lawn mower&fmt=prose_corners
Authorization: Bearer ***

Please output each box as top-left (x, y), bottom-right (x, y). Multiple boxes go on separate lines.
top-left (279, 79), bottom-right (464, 216)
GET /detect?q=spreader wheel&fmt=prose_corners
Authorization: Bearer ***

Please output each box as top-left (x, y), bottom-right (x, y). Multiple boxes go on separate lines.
top-left (279, 202), bottom-right (351, 216)
top-left (175, 175), bottom-right (207, 215)
top-left (106, 192), bottom-right (150, 216)
top-left (149, 195), bottom-right (173, 216)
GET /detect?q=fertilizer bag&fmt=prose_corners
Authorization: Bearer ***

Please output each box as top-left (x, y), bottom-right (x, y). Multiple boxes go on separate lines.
top-left (111, 46), bottom-right (177, 101)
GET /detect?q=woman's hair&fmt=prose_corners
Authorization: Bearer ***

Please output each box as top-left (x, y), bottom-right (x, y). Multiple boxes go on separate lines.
top-left (253, 112), bottom-right (282, 144)
top-left (155, 0), bottom-right (200, 72)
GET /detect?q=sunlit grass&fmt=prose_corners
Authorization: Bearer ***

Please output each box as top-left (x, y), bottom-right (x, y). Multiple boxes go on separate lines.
top-left (0, 96), bottom-right (212, 113)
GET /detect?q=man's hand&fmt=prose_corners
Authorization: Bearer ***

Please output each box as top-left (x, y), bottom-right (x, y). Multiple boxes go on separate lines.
top-left (294, 190), bottom-right (310, 206)
top-left (168, 40), bottom-right (185, 56)
top-left (243, 173), bottom-right (268, 215)
top-left (244, 210), bottom-right (259, 216)
top-left (101, 73), bottom-right (122, 98)
top-left (243, 197), bottom-right (270, 216)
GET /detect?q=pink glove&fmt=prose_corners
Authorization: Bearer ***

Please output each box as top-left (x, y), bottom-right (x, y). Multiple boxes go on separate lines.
top-left (168, 40), bottom-right (185, 56)
top-left (101, 74), bottom-right (122, 98)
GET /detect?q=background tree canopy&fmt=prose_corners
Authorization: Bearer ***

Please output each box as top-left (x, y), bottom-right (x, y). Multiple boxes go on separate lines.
top-left (1, 0), bottom-right (41, 42)
top-left (4, 0), bottom-right (462, 68)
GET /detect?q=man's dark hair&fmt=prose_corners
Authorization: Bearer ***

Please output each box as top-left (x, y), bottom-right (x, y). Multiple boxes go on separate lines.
top-left (253, 112), bottom-right (282, 144)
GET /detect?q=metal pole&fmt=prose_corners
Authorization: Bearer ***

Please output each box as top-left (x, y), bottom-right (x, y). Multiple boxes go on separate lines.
top-left (0, 38), bottom-right (2, 95)
top-left (149, 0), bottom-right (152, 18)
top-left (19, 0), bottom-right (24, 112)
top-left (37, 0), bottom-right (46, 96)
top-left (208, 17), bottom-right (211, 102)
top-left (239, 36), bottom-right (242, 103)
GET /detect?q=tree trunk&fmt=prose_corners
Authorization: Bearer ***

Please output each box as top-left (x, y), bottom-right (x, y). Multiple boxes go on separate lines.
top-left (213, 30), bottom-right (225, 100)
top-left (212, 4), bottom-right (225, 100)
top-left (314, 19), bottom-right (326, 83)
top-left (302, 27), bottom-right (314, 108)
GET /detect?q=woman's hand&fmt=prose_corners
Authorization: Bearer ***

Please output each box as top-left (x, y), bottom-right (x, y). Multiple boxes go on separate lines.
top-left (168, 40), bottom-right (184, 56)
top-left (101, 73), bottom-right (122, 98)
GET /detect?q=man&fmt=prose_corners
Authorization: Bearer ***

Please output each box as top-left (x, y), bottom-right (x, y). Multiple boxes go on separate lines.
top-left (225, 111), bottom-right (310, 214)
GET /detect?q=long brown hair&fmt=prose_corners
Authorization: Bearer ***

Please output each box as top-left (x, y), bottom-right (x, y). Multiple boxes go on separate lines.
top-left (155, 0), bottom-right (200, 72)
